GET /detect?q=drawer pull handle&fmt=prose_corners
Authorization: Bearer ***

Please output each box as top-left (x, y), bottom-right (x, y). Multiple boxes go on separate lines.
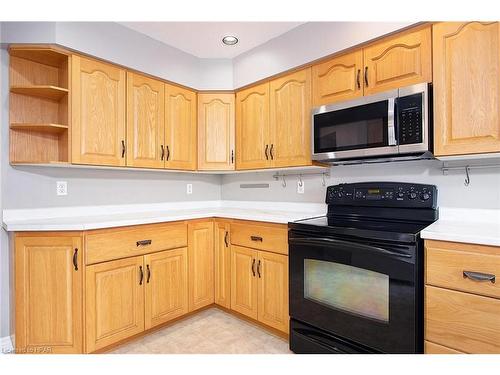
top-left (224, 231), bottom-right (229, 247)
top-left (136, 239), bottom-right (152, 247)
top-left (251, 236), bottom-right (263, 242)
top-left (463, 271), bottom-right (496, 284)
top-left (139, 266), bottom-right (144, 285)
top-left (257, 260), bottom-right (261, 278)
top-left (146, 264), bottom-right (151, 283)
top-left (251, 259), bottom-right (256, 277)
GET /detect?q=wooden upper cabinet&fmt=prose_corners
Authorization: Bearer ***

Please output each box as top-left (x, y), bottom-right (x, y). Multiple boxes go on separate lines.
top-left (164, 84), bottom-right (197, 170)
top-left (270, 68), bottom-right (312, 168)
top-left (312, 50), bottom-right (363, 106)
top-left (215, 220), bottom-right (231, 309)
top-left (85, 256), bottom-right (145, 353)
top-left (363, 27), bottom-right (432, 95)
top-left (433, 22), bottom-right (500, 156)
top-left (15, 234), bottom-right (83, 354)
top-left (188, 221), bottom-right (215, 311)
top-left (198, 93), bottom-right (235, 170)
top-left (72, 56), bottom-right (126, 166)
top-left (144, 248), bottom-right (188, 330)
top-left (257, 251), bottom-right (289, 333)
top-left (236, 82), bottom-right (271, 170)
top-left (126, 72), bottom-right (165, 168)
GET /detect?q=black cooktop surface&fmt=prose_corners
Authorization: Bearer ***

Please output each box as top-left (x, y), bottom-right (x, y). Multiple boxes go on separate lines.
top-left (290, 215), bottom-right (432, 243)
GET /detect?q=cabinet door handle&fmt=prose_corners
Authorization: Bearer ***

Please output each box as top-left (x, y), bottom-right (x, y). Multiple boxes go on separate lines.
top-left (270, 144), bottom-right (274, 160)
top-left (364, 66), bottom-right (369, 87)
top-left (257, 260), bottom-right (261, 278)
top-left (136, 239), bottom-right (152, 247)
top-left (356, 69), bottom-right (361, 89)
top-left (139, 266), bottom-right (144, 285)
top-left (463, 271), bottom-right (496, 283)
top-left (251, 236), bottom-right (263, 242)
top-left (72, 248), bottom-right (78, 271)
top-left (224, 231), bottom-right (229, 247)
top-left (121, 140), bottom-right (126, 158)
top-left (264, 144), bottom-right (269, 160)
top-left (251, 259), bottom-right (256, 277)
top-left (161, 145), bottom-right (165, 161)
top-left (146, 264), bottom-right (151, 283)
top-left (231, 149), bottom-right (234, 164)
top-left (166, 145), bottom-right (170, 161)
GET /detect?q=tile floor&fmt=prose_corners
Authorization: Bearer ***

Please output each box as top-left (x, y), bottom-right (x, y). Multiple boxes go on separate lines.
top-left (110, 308), bottom-right (292, 354)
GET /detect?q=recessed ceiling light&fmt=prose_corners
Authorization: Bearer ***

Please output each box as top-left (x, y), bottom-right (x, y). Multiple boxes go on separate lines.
top-left (222, 35), bottom-right (238, 46)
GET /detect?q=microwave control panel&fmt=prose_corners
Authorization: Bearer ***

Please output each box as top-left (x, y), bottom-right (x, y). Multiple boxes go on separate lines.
top-left (397, 93), bottom-right (423, 145)
top-left (326, 182), bottom-right (437, 209)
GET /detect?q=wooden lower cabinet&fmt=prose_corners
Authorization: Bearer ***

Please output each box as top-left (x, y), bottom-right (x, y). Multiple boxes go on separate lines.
top-left (188, 221), bottom-right (215, 311)
top-left (215, 220), bottom-right (231, 308)
top-left (257, 251), bottom-right (289, 333)
top-left (15, 234), bottom-right (83, 354)
top-left (230, 245), bottom-right (289, 333)
top-left (425, 341), bottom-right (464, 354)
top-left (144, 248), bottom-right (188, 330)
top-left (85, 256), bottom-right (145, 353)
top-left (231, 245), bottom-right (259, 319)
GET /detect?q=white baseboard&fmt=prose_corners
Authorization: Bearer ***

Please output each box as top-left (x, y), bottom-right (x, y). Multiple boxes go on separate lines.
top-left (1, 335), bottom-right (13, 354)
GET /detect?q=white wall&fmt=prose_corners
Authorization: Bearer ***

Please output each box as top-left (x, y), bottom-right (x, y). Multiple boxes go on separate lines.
top-left (1, 22), bottom-right (234, 90)
top-left (221, 161), bottom-right (500, 209)
top-left (232, 22), bottom-right (414, 88)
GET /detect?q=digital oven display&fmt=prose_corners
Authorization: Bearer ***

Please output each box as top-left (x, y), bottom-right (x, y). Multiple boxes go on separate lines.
top-left (366, 189), bottom-right (381, 200)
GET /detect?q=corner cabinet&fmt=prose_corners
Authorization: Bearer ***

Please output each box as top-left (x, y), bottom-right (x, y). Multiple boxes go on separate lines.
top-left (433, 22), bottom-right (500, 156)
top-left (72, 56), bottom-right (126, 166)
top-left (126, 72), bottom-right (165, 168)
top-left (15, 234), bottom-right (83, 354)
top-left (164, 84), bottom-right (197, 170)
top-left (363, 26), bottom-right (432, 95)
top-left (188, 221), bottom-right (215, 311)
top-left (198, 93), bottom-right (235, 170)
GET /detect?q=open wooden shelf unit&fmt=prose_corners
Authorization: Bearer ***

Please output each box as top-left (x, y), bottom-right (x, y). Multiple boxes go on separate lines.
top-left (9, 46), bottom-right (71, 163)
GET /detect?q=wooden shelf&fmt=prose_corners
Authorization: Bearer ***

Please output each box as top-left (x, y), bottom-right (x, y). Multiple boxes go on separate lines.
top-left (10, 123), bottom-right (69, 134)
top-left (11, 85), bottom-right (69, 100)
top-left (9, 47), bottom-right (68, 67)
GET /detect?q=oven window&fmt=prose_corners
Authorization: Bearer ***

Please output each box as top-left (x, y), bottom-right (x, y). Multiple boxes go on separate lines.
top-left (314, 100), bottom-right (389, 153)
top-left (304, 259), bottom-right (389, 322)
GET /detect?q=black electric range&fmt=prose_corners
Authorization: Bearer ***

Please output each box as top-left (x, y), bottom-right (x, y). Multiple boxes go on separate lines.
top-left (288, 181), bottom-right (438, 354)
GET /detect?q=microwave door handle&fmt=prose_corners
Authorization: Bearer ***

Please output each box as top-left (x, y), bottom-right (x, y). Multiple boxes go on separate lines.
top-left (388, 97), bottom-right (397, 146)
top-left (289, 237), bottom-right (412, 258)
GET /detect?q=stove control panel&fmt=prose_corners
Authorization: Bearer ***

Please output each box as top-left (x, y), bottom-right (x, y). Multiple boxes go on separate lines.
top-left (326, 182), bottom-right (437, 209)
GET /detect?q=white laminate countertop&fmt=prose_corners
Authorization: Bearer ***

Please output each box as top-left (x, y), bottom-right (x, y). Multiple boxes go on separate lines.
top-left (421, 208), bottom-right (500, 247)
top-left (2, 200), bottom-right (327, 232)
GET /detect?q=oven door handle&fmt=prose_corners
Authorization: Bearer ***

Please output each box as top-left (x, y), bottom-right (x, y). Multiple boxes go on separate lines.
top-left (289, 237), bottom-right (412, 258)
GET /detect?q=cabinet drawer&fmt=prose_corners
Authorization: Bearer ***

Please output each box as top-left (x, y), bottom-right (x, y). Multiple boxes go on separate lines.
top-left (425, 341), bottom-right (464, 354)
top-left (426, 240), bottom-right (500, 299)
top-left (86, 222), bottom-right (187, 264)
top-left (230, 221), bottom-right (288, 255)
top-left (425, 285), bottom-right (500, 353)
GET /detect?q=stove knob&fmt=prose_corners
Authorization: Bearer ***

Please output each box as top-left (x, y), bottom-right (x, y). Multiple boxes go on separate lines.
top-left (408, 192), bottom-right (417, 200)
top-left (397, 192), bottom-right (405, 199)
top-left (420, 193), bottom-right (430, 201)
top-left (337, 192), bottom-right (343, 198)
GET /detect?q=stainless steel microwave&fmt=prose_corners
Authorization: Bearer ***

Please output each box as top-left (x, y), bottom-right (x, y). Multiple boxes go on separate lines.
top-left (311, 83), bottom-right (432, 164)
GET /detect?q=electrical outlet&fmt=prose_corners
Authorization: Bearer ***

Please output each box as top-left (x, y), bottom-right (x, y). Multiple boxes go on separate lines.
top-left (56, 181), bottom-right (68, 196)
top-left (297, 180), bottom-right (305, 194)
top-left (186, 183), bottom-right (193, 195)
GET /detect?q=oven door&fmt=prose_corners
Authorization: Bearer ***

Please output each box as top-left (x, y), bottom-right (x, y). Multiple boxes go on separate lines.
top-left (312, 90), bottom-right (398, 161)
top-left (289, 233), bottom-right (420, 353)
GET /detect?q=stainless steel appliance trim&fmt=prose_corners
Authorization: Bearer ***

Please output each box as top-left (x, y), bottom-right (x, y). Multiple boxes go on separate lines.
top-left (387, 97), bottom-right (396, 146)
